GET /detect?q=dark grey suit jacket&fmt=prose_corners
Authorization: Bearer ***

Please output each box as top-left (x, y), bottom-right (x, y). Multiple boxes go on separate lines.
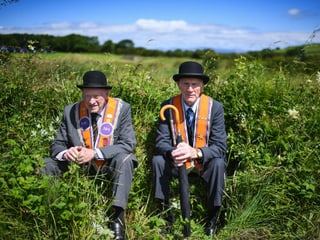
top-left (154, 97), bottom-right (227, 165)
top-left (50, 98), bottom-right (137, 164)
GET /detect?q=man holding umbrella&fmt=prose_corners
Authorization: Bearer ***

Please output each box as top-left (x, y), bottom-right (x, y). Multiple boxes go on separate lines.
top-left (152, 61), bottom-right (227, 236)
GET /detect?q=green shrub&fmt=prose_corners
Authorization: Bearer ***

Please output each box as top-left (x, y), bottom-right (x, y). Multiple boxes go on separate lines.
top-left (0, 51), bottom-right (319, 239)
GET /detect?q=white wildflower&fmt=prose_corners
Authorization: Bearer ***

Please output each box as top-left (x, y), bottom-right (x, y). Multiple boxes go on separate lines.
top-left (239, 113), bottom-right (246, 122)
top-left (40, 129), bottom-right (48, 136)
top-left (31, 130), bottom-right (37, 137)
top-left (28, 45), bottom-right (34, 51)
top-left (227, 133), bottom-right (231, 139)
top-left (288, 109), bottom-right (299, 119)
top-left (316, 71), bottom-right (320, 84)
top-left (171, 198), bottom-right (180, 209)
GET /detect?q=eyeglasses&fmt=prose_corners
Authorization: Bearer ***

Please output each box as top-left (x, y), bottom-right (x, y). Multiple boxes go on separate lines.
top-left (84, 94), bottom-right (104, 100)
top-left (180, 82), bottom-right (203, 89)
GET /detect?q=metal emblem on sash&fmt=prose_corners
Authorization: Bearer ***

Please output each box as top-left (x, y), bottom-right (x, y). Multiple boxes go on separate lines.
top-left (79, 117), bottom-right (90, 130)
top-left (100, 122), bottom-right (113, 136)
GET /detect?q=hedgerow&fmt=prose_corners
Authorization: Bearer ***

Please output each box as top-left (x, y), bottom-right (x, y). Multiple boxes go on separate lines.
top-left (0, 50), bottom-right (319, 239)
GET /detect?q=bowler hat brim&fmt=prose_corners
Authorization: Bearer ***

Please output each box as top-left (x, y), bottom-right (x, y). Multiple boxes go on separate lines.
top-left (173, 73), bottom-right (209, 85)
top-left (77, 84), bottom-right (112, 89)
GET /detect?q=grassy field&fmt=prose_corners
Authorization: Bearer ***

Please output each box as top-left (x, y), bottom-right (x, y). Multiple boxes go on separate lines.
top-left (1, 51), bottom-right (319, 239)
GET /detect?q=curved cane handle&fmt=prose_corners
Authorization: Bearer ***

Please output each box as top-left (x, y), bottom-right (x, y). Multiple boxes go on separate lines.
top-left (160, 104), bottom-right (180, 127)
top-left (160, 104), bottom-right (182, 146)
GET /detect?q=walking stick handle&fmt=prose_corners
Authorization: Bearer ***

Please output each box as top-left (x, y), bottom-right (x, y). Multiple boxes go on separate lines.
top-left (159, 104), bottom-right (191, 237)
top-left (160, 105), bottom-right (180, 128)
top-left (160, 104), bottom-right (182, 139)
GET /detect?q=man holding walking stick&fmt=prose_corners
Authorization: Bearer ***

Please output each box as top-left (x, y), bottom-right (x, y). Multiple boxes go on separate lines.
top-left (152, 61), bottom-right (227, 236)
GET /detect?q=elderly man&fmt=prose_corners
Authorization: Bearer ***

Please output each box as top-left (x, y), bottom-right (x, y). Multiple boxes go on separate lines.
top-left (152, 61), bottom-right (227, 236)
top-left (42, 70), bottom-right (137, 240)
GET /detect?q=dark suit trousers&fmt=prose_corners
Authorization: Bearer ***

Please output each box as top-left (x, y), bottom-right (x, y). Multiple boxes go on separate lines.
top-left (152, 155), bottom-right (225, 207)
top-left (41, 152), bottom-right (134, 209)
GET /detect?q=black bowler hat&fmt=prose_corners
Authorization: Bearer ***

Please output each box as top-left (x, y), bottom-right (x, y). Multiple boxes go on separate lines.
top-left (173, 61), bottom-right (210, 84)
top-left (77, 70), bottom-right (112, 89)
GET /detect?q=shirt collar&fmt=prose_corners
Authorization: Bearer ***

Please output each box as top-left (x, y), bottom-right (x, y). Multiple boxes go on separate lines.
top-left (183, 98), bottom-right (200, 113)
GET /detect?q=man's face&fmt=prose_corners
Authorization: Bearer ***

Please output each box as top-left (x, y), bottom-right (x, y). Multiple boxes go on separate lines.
top-left (177, 78), bottom-right (204, 106)
top-left (82, 88), bottom-right (109, 113)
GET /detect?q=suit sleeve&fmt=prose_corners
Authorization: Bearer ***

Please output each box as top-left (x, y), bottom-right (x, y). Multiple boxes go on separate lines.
top-left (50, 104), bottom-right (79, 158)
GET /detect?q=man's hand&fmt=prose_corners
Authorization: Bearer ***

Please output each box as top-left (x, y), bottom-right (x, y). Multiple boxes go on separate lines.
top-left (63, 146), bottom-right (94, 165)
top-left (171, 142), bottom-right (197, 167)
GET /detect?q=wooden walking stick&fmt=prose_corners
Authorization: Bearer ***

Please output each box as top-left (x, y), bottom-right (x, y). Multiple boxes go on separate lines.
top-left (160, 104), bottom-right (191, 237)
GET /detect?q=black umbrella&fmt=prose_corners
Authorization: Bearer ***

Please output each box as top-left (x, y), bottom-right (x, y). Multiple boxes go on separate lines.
top-left (160, 105), bottom-right (191, 237)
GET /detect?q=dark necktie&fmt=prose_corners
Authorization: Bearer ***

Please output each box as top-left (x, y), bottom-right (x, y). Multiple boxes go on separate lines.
top-left (91, 113), bottom-right (98, 142)
top-left (185, 108), bottom-right (194, 145)
top-left (186, 108), bottom-right (194, 127)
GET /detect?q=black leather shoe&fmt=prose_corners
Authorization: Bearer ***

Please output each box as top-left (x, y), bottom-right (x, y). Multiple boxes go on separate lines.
top-left (110, 222), bottom-right (125, 240)
top-left (205, 223), bottom-right (216, 236)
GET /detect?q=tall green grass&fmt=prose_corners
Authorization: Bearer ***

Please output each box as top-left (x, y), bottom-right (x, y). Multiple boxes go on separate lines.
top-left (0, 50), bottom-right (319, 239)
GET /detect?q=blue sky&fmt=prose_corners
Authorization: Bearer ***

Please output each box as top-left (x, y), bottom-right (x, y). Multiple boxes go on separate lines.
top-left (0, 0), bottom-right (319, 52)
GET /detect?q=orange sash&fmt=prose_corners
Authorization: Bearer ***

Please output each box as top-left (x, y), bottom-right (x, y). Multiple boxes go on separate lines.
top-left (78, 97), bottom-right (120, 168)
top-left (171, 94), bottom-right (212, 171)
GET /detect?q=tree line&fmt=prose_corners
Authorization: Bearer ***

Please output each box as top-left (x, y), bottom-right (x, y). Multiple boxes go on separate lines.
top-left (0, 33), bottom-right (214, 58)
top-left (1, 33), bottom-right (319, 69)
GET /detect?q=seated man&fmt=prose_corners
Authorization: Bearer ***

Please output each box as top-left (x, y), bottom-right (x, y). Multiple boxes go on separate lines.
top-left (41, 70), bottom-right (137, 240)
top-left (152, 61), bottom-right (227, 236)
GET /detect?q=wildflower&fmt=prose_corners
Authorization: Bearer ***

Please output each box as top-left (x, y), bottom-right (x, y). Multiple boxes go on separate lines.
top-left (28, 44), bottom-right (35, 51)
top-left (40, 129), bottom-right (48, 136)
top-left (31, 130), bottom-right (37, 137)
top-left (171, 198), bottom-right (180, 209)
top-left (288, 109), bottom-right (299, 119)
top-left (316, 71), bottom-right (320, 84)
top-left (227, 133), bottom-right (231, 139)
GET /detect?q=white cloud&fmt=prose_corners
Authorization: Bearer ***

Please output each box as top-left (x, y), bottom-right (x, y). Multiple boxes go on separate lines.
top-left (288, 8), bottom-right (301, 16)
top-left (79, 22), bottom-right (98, 29)
top-left (135, 19), bottom-right (188, 32)
top-left (0, 18), bottom-right (318, 52)
top-left (50, 22), bottom-right (72, 29)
